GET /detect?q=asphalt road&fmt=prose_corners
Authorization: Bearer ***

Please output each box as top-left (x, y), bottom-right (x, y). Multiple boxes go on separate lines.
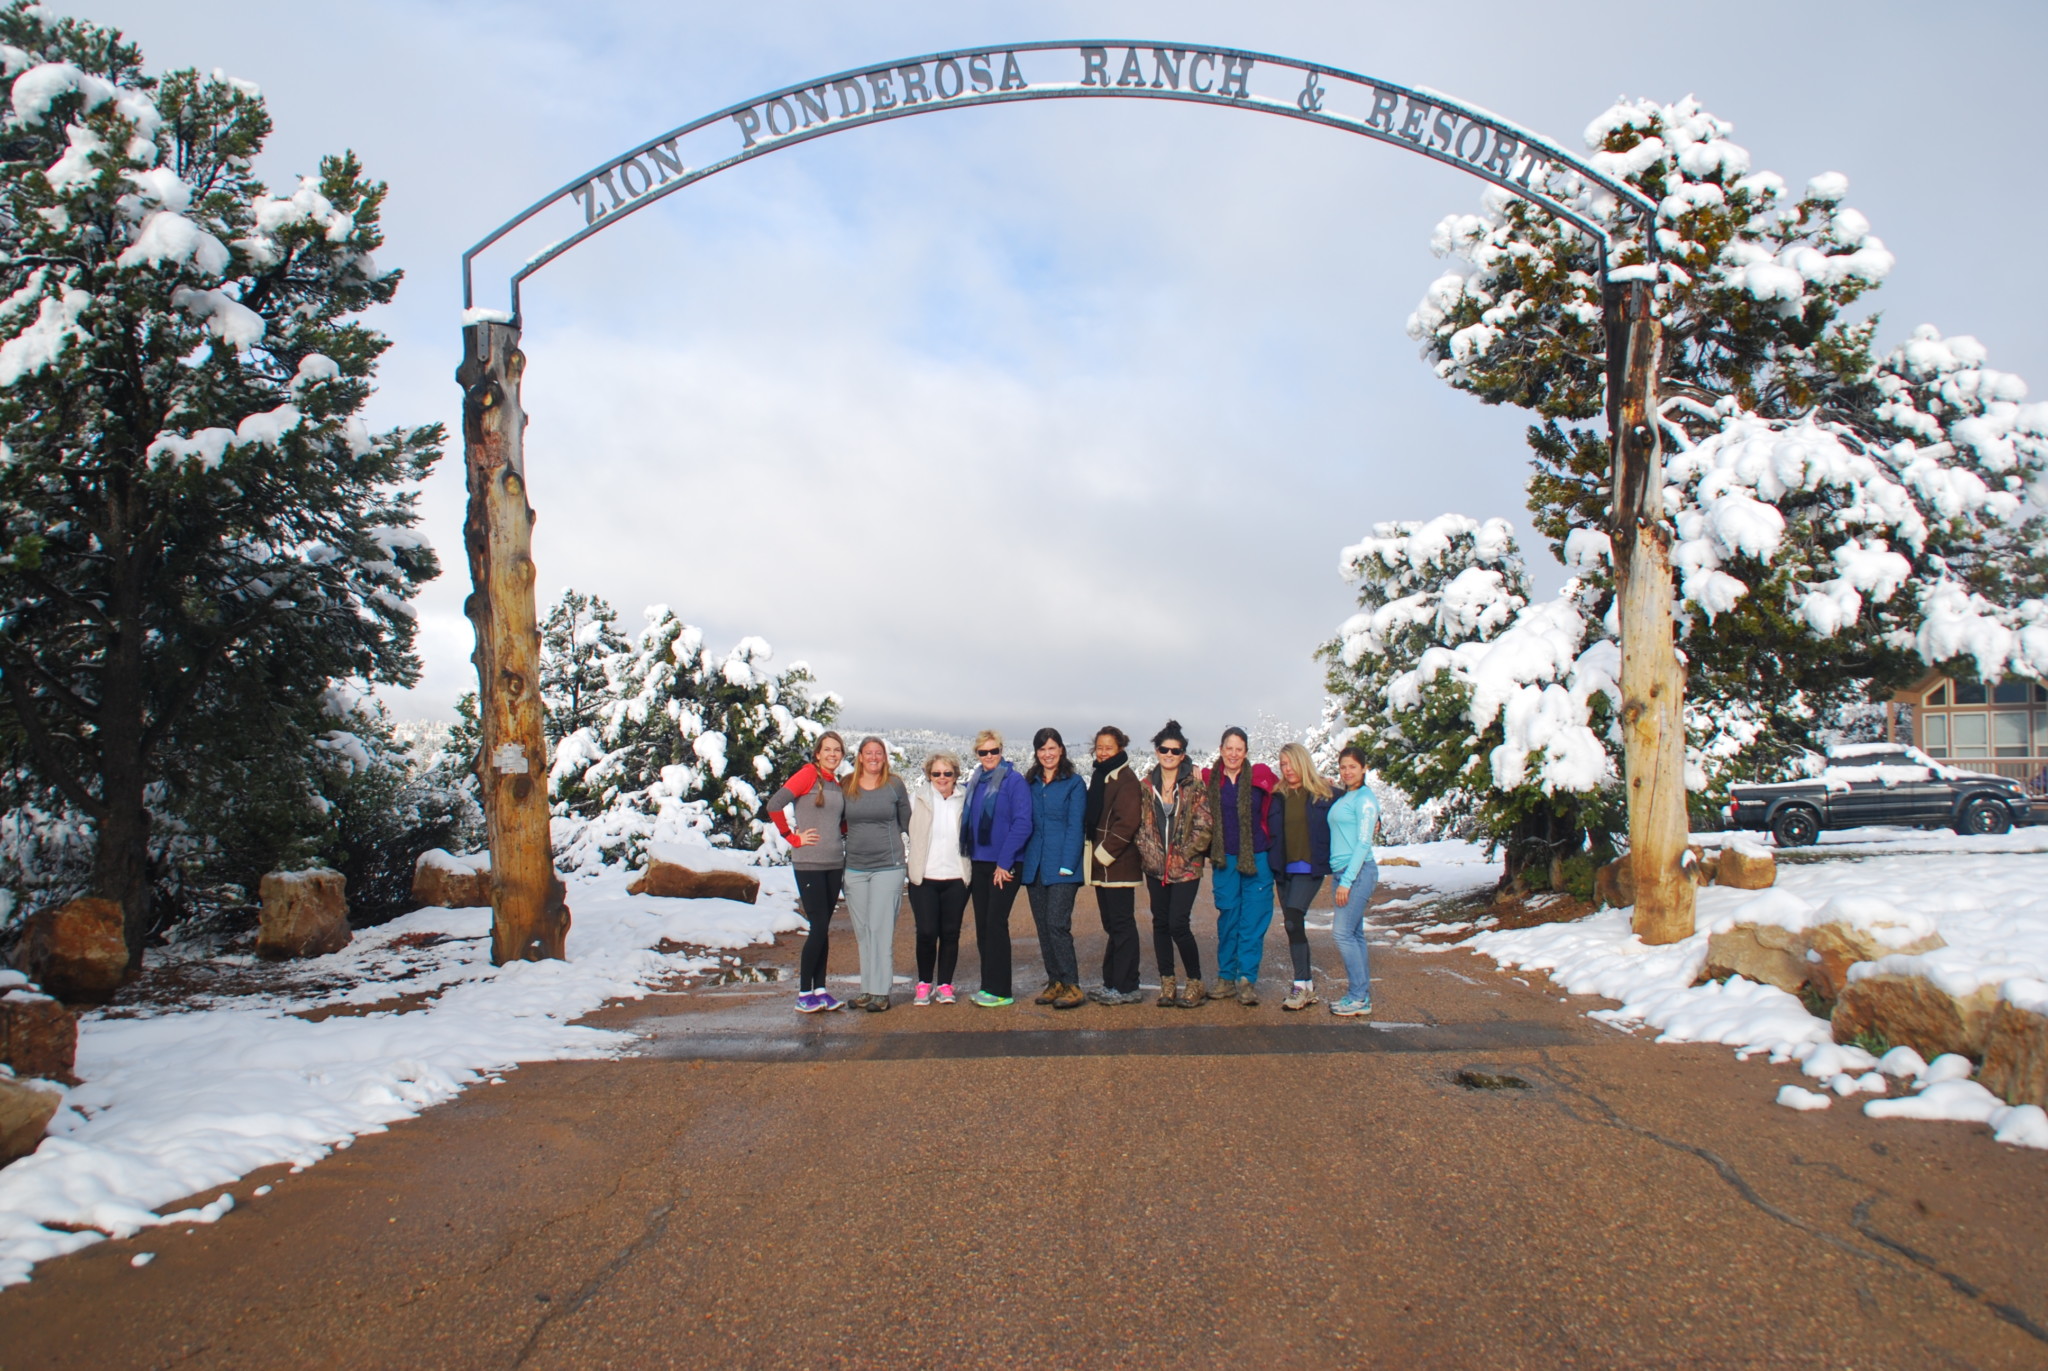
top-left (2, 883), bottom-right (2045, 1369)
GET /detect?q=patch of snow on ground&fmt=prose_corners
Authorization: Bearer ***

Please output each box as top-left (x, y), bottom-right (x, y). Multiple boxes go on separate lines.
top-left (0, 848), bottom-right (801, 1288)
top-left (1461, 826), bottom-right (2048, 1152)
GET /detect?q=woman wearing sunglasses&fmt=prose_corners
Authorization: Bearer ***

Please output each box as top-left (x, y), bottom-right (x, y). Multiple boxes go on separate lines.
top-left (1135, 719), bottom-right (1214, 1008)
top-left (907, 752), bottom-right (970, 1005)
top-left (960, 730), bottom-right (1034, 1008)
top-left (764, 730), bottom-right (849, 1014)
top-left (1019, 727), bottom-right (1088, 1010)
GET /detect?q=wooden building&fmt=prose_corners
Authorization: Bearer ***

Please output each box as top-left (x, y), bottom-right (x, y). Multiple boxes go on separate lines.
top-left (1888, 672), bottom-right (2048, 791)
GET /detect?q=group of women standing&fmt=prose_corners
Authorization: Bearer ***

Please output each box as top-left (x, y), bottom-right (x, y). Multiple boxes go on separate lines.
top-left (763, 722), bottom-right (1381, 1016)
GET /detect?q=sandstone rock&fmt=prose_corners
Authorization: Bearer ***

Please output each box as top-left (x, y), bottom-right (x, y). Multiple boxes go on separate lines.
top-left (1804, 922), bottom-right (1945, 1001)
top-left (1980, 1000), bottom-right (2048, 1109)
top-left (0, 990), bottom-right (78, 1083)
top-left (1379, 856), bottom-right (1419, 868)
top-left (1832, 973), bottom-right (1999, 1061)
top-left (18, 896), bottom-right (129, 1003)
top-left (0, 1073), bottom-right (59, 1167)
top-left (1715, 845), bottom-right (1777, 890)
top-left (257, 869), bottom-right (352, 961)
top-left (411, 849), bottom-right (491, 909)
top-left (1594, 857), bottom-right (1634, 909)
top-left (626, 859), bottom-right (760, 904)
top-left (1700, 924), bottom-right (1811, 995)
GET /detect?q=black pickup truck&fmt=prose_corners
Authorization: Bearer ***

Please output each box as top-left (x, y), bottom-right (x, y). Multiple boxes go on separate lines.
top-left (1723, 745), bottom-right (2033, 847)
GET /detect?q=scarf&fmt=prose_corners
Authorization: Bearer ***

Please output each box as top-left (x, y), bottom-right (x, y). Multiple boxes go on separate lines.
top-left (1282, 790), bottom-right (1311, 866)
top-left (1207, 766), bottom-right (1260, 875)
top-left (970, 762), bottom-right (1008, 847)
top-left (1085, 750), bottom-right (1127, 834)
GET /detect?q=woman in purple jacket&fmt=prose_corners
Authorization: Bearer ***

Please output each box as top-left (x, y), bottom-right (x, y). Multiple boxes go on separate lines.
top-left (961, 729), bottom-right (1034, 1008)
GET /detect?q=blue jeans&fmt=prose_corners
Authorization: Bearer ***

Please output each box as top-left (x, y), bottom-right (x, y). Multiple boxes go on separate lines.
top-left (1211, 850), bottom-right (1275, 982)
top-left (1333, 862), bottom-right (1377, 999)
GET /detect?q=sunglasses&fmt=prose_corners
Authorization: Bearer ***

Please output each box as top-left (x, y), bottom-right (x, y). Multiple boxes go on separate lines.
top-left (930, 769), bottom-right (957, 778)
top-left (976, 748), bottom-right (1001, 756)
top-left (1157, 746), bottom-right (1185, 755)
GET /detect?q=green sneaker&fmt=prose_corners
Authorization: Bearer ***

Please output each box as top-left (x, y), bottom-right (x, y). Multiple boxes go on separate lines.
top-left (970, 990), bottom-right (1014, 1008)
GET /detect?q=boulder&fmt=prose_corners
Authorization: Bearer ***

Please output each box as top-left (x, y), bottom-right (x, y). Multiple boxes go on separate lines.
top-left (257, 869), bottom-right (352, 961)
top-left (0, 990), bottom-right (78, 1083)
top-left (1980, 1000), bottom-right (2048, 1109)
top-left (1803, 922), bottom-right (1945, 1001)
top-left (1832, 972), bottom-right (2000, 1061)
top-left (626, 859), bottom-right (760, 904)
top-left (1701, 924), bottom-right (1811, 995)
top-left (1684, 844), bottom-right (1720, 887)
top-left (411, 849), bottom-right (491, 909)
top-left (0, 1073), bottom-right (59, 1167)
top-left (1715, 845), bottom-right (1777, 890)
top-left (1594, 857), bottom-right (1634, 910)
top-left (17, 896), bottom-right (129, 1003)
top-left (1379, 856), bottom-right (1420, 869)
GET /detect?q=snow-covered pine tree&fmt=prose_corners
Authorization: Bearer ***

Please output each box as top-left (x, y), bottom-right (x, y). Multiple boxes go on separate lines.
top-left (1319, 515), bottom-right (1621, 889)
top-left (0, 8), bottom-right (440, 959)
top-left (548, 604), bottom-right (837, 851)
top-left (1409, 96), bottom-right (2048, 788)
top-left (539, 588), bottom-right (628, 746)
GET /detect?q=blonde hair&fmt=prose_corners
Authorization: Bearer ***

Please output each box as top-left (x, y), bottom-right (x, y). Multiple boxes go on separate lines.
top-left (1277, 743), bottom-right (1334, 802)
top-left (848, 735), bottom-right (896, 797)
top-left (973, 729), bottom-right (1003, 754)
top-left (924, 751), bottom-right (962, 781)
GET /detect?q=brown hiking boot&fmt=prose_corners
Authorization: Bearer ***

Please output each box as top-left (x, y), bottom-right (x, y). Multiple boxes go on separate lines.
top-left (1282, 981), bottom-right (1319, 1011)
top-left (1177, 978), bottom-right (1208, 1009)
top-left (1035, 982), bottom-right (1060, 1006)
top-left (1156, 976), bottom-right (1178, 1007)
top-left (1236, 977), bottom-right (1259, 1007)
top-left (1053, 982), bottom-right (1085, 1010)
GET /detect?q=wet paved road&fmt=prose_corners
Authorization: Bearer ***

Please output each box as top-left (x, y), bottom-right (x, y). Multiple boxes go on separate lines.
top-left (3, 885), bottom-right (2046, 1368)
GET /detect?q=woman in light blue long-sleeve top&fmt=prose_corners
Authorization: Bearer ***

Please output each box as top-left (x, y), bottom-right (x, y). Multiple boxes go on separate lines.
top-left (1326, 745), bottom-right (1382, 1017)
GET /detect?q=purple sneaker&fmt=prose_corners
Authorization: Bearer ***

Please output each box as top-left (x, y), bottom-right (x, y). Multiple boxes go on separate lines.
top-left (814, 991), bottom-right (847, 1012)
top-left (795, 990), bottom-right (823, 1013)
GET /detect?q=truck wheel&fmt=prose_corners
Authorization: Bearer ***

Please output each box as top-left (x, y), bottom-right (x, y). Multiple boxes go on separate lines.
top-left (1771, 806), bottom-right (1820, 848)
top-left (1958, 798), bottom-right (2013, 836)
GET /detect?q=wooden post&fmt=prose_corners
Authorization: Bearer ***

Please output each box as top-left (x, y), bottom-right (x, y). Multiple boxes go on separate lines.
top-left (1606, 280), bottom-right (1695, 944)
top-left (458, 322), bottom-right (571, 963)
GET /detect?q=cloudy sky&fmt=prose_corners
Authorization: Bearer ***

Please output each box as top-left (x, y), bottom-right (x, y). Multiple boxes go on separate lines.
top-left (74, 1), bottom-right (2048, 748)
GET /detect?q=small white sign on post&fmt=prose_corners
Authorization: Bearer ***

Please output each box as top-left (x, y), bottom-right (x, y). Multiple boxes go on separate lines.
top-left (491, 743), bottom-right (529, 775)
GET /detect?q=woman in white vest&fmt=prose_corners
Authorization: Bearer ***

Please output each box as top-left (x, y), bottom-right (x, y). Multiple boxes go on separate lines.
top-left (907, 752), bottom-right (970, 1005)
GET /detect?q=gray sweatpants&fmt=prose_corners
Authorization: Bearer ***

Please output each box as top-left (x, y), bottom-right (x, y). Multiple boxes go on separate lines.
top-left (843, 866), bottom-right (906, 997)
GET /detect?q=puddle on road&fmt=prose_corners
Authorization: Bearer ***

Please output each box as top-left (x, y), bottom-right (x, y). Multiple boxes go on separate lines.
top-left (1453, 1068), bottom-right (1532, 1091)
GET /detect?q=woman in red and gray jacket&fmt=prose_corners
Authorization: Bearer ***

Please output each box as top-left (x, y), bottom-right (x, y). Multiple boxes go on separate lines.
top-left (763, 731), bottom-right (848, 1013)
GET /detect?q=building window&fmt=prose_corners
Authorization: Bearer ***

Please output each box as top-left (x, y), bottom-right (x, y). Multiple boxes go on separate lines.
top-left (2037, 710), bottom-right (2048, 755)
top-left (1923, 714), bottom-right (1949, 756)
top-left (1952, 712), bottom-right (1988, 758)
top-left (1996, 711), bottom-right (2031, 757)
top-left (1994, 681), bottom-right (2031, 705)
top-left (1927, 682), bottom-right (1949, 706)
top-left (1955, 681), bottom-right (1988, 705)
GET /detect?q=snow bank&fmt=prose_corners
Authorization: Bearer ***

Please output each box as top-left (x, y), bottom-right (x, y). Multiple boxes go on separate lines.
top-left (0, 851), bottom-right (802, 1287)
top-left (1462, 829), bottom-right (2048, 1151)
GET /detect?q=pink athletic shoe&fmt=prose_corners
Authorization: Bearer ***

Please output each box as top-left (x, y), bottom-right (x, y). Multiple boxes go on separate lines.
top-left (914, 982), bottom-right (933, 1006)
top-left (936, 983), bottom-right (957, 1004)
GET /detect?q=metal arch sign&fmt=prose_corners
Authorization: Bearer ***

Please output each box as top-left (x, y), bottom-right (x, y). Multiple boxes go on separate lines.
top-left (460, 40), bottom-right (1659, 319)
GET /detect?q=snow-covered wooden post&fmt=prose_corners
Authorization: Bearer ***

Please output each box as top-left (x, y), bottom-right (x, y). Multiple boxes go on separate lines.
top-left (1607, 279), bottom-right (1695, 944)
top-left (458, 321), bottom-right (572, 963)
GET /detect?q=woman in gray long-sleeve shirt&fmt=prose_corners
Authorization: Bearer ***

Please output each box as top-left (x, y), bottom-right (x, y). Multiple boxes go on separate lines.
top-left (765, 731), bottom-right (848, 1013)
top-left (840, 737), bottom-right (912, 1010)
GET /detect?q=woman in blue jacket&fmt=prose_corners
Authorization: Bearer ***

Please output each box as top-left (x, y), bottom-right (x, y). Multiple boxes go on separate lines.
top-left (1327, 745), bottom-right (1383, 1017)
top-left (1019, 727), bottom-right (1088, 1010)
top-left (961, 729), bottom-right (1035, 1008)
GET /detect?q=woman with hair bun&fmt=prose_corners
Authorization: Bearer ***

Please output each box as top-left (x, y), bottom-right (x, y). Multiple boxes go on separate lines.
top-left (763, 731), bottom-right (849, 1013)
top-left (1019, 727), bottom-right (1087, 1010)
top-left (1135, 719), bottom-right (1214, 1008)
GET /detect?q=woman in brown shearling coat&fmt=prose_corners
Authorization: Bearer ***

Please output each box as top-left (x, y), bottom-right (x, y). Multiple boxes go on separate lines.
top-left (1135, 719), bottom-right (1215, 1007)
top-left (1083, 726), bottom-right (1146, 1005)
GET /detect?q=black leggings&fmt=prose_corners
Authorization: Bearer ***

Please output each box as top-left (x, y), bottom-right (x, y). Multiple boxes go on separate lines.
top-left (969, 860), bottom-right (1020, 997)
top-left (1147, 876), bottom-right (1202, 981)
top-left (1281, 874), bottom-right (1324, 981)
top-left (795, 869), bottom-right (843, 992)
top-left (909, 877), bottom-right (969, 985)
top-left (1094, 885), bottom-right (1140, 993)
